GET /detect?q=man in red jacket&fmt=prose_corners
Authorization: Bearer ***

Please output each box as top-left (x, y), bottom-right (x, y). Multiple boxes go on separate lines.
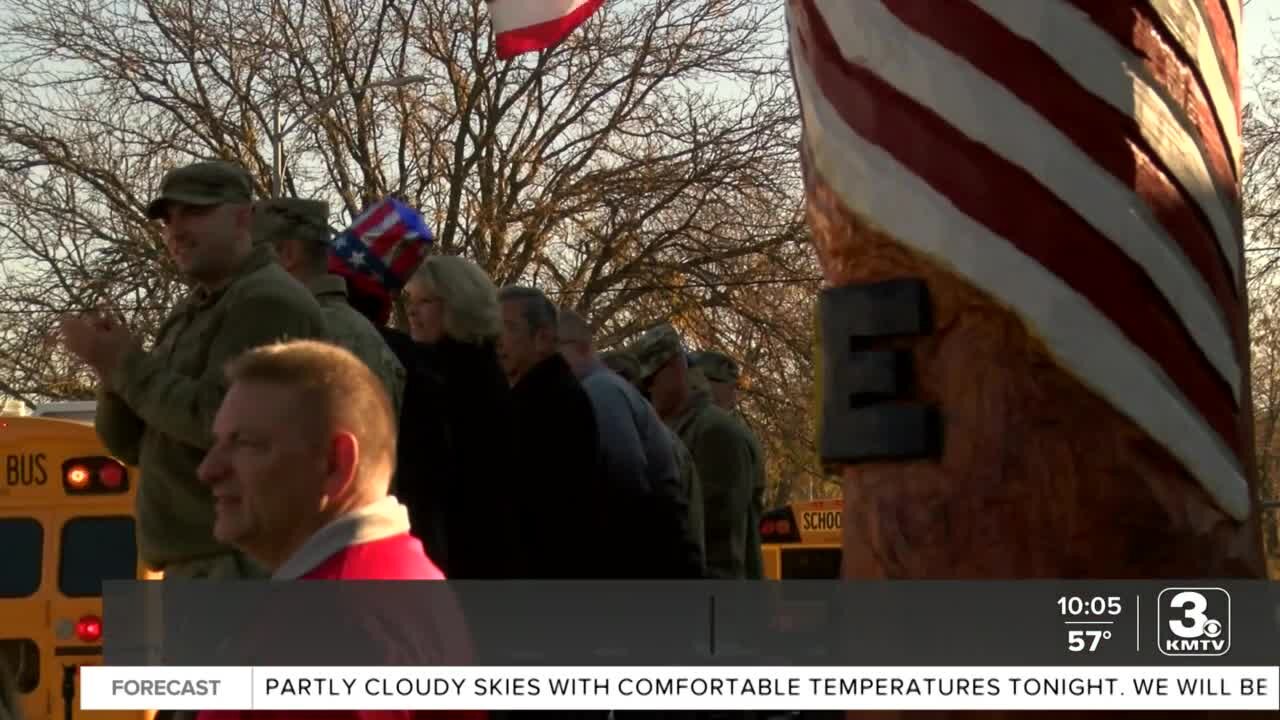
top-left (194, 339), bottom-right (483, 720)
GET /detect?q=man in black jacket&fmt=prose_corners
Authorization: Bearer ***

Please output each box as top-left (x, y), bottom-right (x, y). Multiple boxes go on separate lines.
top-left (497, 286), bottom-right (605, 579)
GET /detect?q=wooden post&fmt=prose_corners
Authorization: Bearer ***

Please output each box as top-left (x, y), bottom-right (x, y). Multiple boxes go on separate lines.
top-left (788, 0), bottom-right (1265, 714)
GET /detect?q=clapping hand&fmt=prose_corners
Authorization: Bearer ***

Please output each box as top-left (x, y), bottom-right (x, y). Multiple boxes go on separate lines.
top-left (59, 303), bottom-right (136, 380)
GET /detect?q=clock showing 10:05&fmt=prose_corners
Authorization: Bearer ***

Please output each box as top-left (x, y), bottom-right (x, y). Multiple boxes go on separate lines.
top-left (1058, 595), bottom-right (1123, 616)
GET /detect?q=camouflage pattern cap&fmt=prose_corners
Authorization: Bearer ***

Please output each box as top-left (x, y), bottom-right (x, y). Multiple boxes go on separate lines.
top-left (690, 350), bottom-right (740, 384)
top-left (600, 349), bottom-right (642, 384)
top-left (629, 322), bottom-right (685, 380)
top-left (687, 364), bottom-right (712, 394)
top-left (146, 160), bottom-right (254, 220)
top-left (252, 198), bottom-right (330, 245)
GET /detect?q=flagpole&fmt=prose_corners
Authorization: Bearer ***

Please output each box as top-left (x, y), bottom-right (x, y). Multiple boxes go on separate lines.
top-left (271, 105), bottom-right (282, 199)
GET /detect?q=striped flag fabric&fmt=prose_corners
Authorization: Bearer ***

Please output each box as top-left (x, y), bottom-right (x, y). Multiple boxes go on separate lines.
top-left (486, 0), bottom-right (605, 60)
top-left (787, 0), bottom-right (1248, 520)
top-left (329, 198), bottom-right (433, 292)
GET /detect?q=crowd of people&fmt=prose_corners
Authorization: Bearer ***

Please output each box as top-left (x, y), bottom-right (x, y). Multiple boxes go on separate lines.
top-left (58, 158), bottom-right (768, 596)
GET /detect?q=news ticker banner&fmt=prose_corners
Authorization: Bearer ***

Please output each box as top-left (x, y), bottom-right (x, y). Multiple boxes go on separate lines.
top-left (103, 580), bottom-right (1280, 666)
top-left (80, 665), bottom-right (1280, 711)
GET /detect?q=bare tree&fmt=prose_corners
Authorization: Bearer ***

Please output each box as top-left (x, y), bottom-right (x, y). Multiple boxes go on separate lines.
top-left (1244, 103), bottom-right (1280, 286)
top-left (1241, 1), bottom-right (1280, 573)
top-left (1248, 275), bottom-right (1280, 574)
top-left (0, 0), bottom-right (821, 500)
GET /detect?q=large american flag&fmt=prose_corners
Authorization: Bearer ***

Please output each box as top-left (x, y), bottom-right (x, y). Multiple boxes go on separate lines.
top-left (788, 0), bottom-right (1249, 521)
top-left (485, 0), bottom-right (605, 60)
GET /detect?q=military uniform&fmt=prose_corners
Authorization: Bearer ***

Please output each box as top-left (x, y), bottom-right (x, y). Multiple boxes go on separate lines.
top-left (600, 349), bottom-right (641, 384)
top-left (687, 363), bottom-right (713, 395)
top-left (95, 161), bottom-right (329, 578)
top-left (631, 325), bottom-right (761, 580)
top-left (253, 198), bottom-right (406, 419)
top-left (666, 423), bottom-right (706, 568)
top-left (308, 274), bottom-right (406, 418)
top-left (690, 350), bottom-right (766, 580)
top-left (689, 351), bottom-right (740, 390)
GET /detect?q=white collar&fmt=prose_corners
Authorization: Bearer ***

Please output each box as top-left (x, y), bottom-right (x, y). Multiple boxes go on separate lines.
top-left (271, 495), bottom-right (412, 580)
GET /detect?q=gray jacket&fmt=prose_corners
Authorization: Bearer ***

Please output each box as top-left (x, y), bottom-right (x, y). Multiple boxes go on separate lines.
top-left (579, 360), bottom-right (703, 576)
top-left (580, 360), bottom-right (678, 498)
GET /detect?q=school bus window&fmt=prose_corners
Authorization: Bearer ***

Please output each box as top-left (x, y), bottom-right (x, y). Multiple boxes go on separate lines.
top-left (0, 639), bottom-right (39, 693)
top-left (59, 516), bottom-right (137, 597)
top-left (0, 518), bottom-right (42, 598)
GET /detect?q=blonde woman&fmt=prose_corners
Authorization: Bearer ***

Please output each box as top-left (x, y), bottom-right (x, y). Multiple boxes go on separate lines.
top-left (401, 255), bottom-right (520, 579)
top-left (403, 255), bottom-right (502, 346)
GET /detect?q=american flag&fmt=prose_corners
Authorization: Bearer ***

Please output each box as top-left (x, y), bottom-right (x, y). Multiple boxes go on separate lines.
top-left (485, 0), bottom-right (605, 60)
top-left (330, 198), bottom-right (433, 292)
top-left (787, 0), bottom-right (1248, 520)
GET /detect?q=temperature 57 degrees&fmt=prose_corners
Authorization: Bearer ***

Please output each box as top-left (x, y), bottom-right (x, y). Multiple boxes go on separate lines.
top-left (1068, 629), bottom-right (1112, 652)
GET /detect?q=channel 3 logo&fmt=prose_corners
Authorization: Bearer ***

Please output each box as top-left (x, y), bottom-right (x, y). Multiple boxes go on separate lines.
top-left (1158, 587), bottom-right (1231, 657)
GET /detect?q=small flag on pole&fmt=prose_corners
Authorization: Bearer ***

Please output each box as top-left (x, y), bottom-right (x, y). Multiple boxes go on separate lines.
top-left (486, 0), bottom-right (605, 60)
top-left (329, 198), bottom-right (433, 292)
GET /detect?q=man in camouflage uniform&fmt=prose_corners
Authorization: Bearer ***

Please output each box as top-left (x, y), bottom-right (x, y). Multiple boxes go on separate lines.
top-left (253, 198), bottom-right (405, 418)
top-left (690, 350), bottom-right (766, 580)
top-left (689, 351), bottom-right (741, 412)
top-left (628, 324), bottom-right (762, 580)
top-left (60, 160), bottom-right (329, 580)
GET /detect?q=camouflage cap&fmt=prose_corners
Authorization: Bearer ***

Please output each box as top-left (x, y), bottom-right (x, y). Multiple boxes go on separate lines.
top-left (252, 198), bottom-right (330, 245)
top-left (687, 365), bottom-right (712, 394)
top-left (629, 322), bottom-right (685, 381)
top-left (690, 350), bottom-right (740, 384)
top-left (600, 349), bottom-right (642, 384)
top-left (146, 161), bottom-right (254, 220)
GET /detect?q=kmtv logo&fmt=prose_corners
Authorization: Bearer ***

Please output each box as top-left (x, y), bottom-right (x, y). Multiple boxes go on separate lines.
top-left (1158, 588), bottom-right (1230, 656)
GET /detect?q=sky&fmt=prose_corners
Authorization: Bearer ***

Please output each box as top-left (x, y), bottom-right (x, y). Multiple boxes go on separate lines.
top-left (1245, 0), bottom-right (1280, 99)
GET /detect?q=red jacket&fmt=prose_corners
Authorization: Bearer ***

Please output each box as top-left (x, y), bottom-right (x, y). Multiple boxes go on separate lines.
top-left (196, 499), bottom-right (485, 720)
top-left (299, 532), bottom-right (446, 581)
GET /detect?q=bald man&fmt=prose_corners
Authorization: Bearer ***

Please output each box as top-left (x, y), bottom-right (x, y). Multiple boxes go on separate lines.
top-left (559, 309), bottom-right (703, 578)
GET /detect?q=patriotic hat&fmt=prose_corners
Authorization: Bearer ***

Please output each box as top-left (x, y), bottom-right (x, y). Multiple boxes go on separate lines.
top-left (329, 198), bottom-right (434, 293)
top-left (329, 252), bottom-right (394, 327)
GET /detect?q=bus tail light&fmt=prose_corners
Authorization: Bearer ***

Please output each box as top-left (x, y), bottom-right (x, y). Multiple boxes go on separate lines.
top-left (75, 615), bottom-right (102, 643)
top-left (66, 465), bottom-right (91, 489)
top-left (62, 457), bottom-right (130, 494)
top-left (99, 462), bottom-right (124, 488)
top-left (759, 507), bottom-right (800, 543)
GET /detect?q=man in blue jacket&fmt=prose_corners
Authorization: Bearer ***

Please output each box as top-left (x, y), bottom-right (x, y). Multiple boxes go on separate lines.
top-left (558, 309), bottom-right (703, 578)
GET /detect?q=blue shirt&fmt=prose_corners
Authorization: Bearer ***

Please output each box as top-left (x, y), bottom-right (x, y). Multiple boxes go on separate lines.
top-left (578, 359), bottom-right (679, 500)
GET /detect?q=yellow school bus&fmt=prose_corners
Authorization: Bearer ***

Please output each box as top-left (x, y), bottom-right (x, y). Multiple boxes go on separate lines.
top-left (759, 497), bottom-right (843, 579)
top-left (0, 406), bottom-right (147, 720)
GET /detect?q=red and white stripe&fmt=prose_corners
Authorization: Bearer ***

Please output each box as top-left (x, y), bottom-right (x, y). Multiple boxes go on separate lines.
top-left (788, 0), bottom-right (1250, 521)
top-left (486, 0), bottom-right (605, 60)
